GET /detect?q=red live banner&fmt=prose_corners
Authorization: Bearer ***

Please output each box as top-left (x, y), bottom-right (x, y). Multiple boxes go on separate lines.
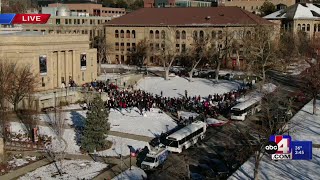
top-left (12, 14), bottom-right (50, 24)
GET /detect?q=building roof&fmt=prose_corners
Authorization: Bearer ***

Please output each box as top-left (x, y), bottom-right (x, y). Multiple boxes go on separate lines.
top-left (264, 3), bottom-right (320, 20)
top-left (105, 7), bottom-right (273, 27)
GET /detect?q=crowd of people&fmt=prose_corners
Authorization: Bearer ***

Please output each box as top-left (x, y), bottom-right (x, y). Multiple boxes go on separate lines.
top-left (82, 79), bottom-right (252, 123)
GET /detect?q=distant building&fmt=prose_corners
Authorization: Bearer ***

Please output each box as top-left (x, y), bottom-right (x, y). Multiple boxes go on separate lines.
top-left (144, 0), bottom-right (212, 7)
top-left (37, 0), bottom-right (99, 7)
top-left (105, 7), bottom-right (274, 67)
top-left (223, 0), bottom-right (296, 14)
top-left (22, 5), bottom-right (123, 47)
top-left (48, 3), bottom-right (126, 17)
top-left (264, 3), bottom-right (320, 38)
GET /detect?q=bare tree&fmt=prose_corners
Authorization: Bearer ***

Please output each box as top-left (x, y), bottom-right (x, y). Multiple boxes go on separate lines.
top-left (16, 95), bottom-right (39, 139)
top-left (46, 95), bottom-right (67, 176)
top-left (93, 34), bottom-right (113, 75)
top-left (242, 25), bottom-right (277, 87)
top-left (210, 27), bottom-right (235, 81)
top-left (184, 33), bottom-right (211, 82)
top-left (232, 88), bottom-right (294, 179)
top-left (157, 27), bottom-right (181, 80)
top-left (0, 61), bottom-right (16, 136)
top-left (7, 65), bottom-right (37, 111)
top-left (127, 38), bottom-right (150, 67)
top-left (302, 61), bottom-right (320, 115)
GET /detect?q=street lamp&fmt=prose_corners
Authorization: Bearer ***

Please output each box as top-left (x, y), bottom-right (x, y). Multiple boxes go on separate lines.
top-left (127, 145), bottom-right (136, 170)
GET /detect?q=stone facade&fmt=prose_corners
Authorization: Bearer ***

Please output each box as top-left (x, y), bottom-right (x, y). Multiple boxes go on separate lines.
top-left (105, 26), bottom-right (256, 66)
top-left (0, 33), bottom-right (97, 91)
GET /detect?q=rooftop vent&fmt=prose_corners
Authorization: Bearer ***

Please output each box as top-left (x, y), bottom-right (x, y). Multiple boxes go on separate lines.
top-left (205, 16), bottom-right (211, 20)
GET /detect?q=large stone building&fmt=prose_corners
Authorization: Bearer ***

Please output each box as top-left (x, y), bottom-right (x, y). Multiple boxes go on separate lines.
top-left (104, 7), bottom-right (274, 67)
top-left (22, 5), bottom-right (124, 47)
top-left (48, 3), bottom-right (126, 17)
top-left (264, 3), bottom-right (320, 38)
top-left (224, 0), bottom-right (295, 14)
top-left (0, 32), bottom-right (97, 91)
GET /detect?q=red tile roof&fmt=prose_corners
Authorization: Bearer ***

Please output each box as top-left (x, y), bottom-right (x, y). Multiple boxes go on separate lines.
top-left (105, 7), bottom-right (273, 27)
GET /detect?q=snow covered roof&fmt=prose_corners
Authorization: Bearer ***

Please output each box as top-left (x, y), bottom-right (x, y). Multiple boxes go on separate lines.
top-left (264, 3), bottom-right (320, 20)
top-left (166, 121), bottom-right (206, 141)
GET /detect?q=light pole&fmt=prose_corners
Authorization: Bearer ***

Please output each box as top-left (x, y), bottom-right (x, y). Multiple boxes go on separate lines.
top-left (127, 145), bottom-right (134, 170)
top-left (54, 91), bottom-right (56, 122)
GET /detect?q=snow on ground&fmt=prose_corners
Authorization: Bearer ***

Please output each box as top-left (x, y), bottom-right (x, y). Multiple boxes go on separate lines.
top-left (98, 135), bottom-right (150, 157)
top-left (8, 158), bottom-right (29, 168)
top-left (109, 108), bottom-right (177, 138)
top-left (19, 160), bottom-right (107, 180)
top-left (112, 166), bottom-right (147, 180)
top-left (9, 121), bottom-right (81, 154)
top-left (136, 76), bottom-right (240, 98)
top-left (229, 100), bottom-right (320, 180)
top-left (287, 61), bottom-right (310, 75)
top-left (206, 118), bottom-right (228, 126)
top-left (177, 111), bottom-right (199, 120)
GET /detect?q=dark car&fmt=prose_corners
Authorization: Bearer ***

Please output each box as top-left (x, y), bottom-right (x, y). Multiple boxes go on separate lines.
top-left (190, 164), bottom-right (217, 179)
top-left (199, 158), bottom-right (230, 177)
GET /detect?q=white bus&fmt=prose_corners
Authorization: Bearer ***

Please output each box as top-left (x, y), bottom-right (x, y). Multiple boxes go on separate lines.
top-left (166, 121), bottom-right (207, 153)
top-left (230, 94), bottom-right (262, 121)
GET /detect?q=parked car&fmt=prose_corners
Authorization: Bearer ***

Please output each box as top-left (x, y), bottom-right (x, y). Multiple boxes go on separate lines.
top-left (224, 73), bottom-right (234, 80)
top-left (199, 158), bottom-right (230, 177)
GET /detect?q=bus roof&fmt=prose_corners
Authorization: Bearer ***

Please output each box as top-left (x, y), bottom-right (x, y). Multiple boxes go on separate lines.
top-left (231, 95), bottom-right (262, 111)
top-left (166, 121), bottom-right (206, 141)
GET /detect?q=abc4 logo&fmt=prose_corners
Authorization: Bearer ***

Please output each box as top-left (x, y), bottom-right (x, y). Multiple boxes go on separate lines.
top-left (265, 141), bottom-right (278, 154)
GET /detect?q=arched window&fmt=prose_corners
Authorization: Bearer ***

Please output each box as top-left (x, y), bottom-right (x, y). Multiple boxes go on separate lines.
top-left (161, 30), bottom-right (165, 39)
top-left (302, 24), bottom-right (306, 31)
top-left (155, 30), bottom-right (160, 39)
top-left (199, 30), bottom-right (204, 40)
top-left (246, 31), bottom-right (251, 38)
top-left (314, 24), bottom-right (317, 32)
top-left (126, 30), bottom-right (130, 38)
top-left (218, 30), bottom-right (223, 39)
top-left (212, 31), bottom-right (216, 39)
top-left (181, 31), bottom-right (186, 39)
top-left (132, 30), bottom-right (136, 38)
top-left (115, 30), bottom-right (119, 38)
top-left (149, 30), bottom-right (154, 39)
top-left (298, 24), bottom-right (301, 31)
top-left (193, 31), bottom-right (198, 39)
top-left (307, 24), bottom-right (310, 31)
top-left (176, 30), bottom-right (180, 39)
top-left (120, 30), bottom-right (124, 38)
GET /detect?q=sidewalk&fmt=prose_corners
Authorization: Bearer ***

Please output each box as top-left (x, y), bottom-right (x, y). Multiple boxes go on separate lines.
top-left (0, 158), bottom-right (51, 180)
top-left (93, 156), bottom-right (137, 180)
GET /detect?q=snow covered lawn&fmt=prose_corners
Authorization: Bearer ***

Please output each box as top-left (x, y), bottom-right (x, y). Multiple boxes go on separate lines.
top-left (19, 160), bottom-right (107, 180)
top-left (9, 122), bottom-right (81, 154)
top-left (229, 100), bottom-right (320, 179)
top-left (112, 166), bottom-right (147, 180)
top-left (136, 76), bottom-right (240, 98)
top-left (98, 135), bottom-right (150, 157)
top-left (109, 108), bottom-right (177, 138)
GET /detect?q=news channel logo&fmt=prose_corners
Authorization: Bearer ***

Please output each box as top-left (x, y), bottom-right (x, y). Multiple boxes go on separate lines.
top-left (265, 135), bottom-right (292, 160)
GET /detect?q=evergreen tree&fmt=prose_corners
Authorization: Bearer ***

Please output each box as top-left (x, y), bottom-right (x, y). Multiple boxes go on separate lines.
top-left (81, 96), bottom-right (110, 153)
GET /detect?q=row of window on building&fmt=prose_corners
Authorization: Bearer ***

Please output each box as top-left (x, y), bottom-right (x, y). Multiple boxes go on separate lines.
top-left (114, 29), bottom-right (251, 40)
top-left (70, 9), bottom-right (125, 14)
top-left (297, 23), bottom-right (320, 32)
top-left (114, 41), bottom-right (187, 53)
top-left (53, 18), bottom-right (110, 25)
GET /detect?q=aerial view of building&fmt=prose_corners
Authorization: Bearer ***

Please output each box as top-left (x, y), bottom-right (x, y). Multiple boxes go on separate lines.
top-left (0, 1), bottom-right (319, 180)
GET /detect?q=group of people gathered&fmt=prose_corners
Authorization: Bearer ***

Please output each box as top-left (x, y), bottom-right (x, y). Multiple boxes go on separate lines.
top-left (83, 79), bottom-right (252, 122)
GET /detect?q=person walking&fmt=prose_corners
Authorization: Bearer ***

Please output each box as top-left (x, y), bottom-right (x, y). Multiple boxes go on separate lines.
top-left (185, 90), bottom-right (188, 99)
